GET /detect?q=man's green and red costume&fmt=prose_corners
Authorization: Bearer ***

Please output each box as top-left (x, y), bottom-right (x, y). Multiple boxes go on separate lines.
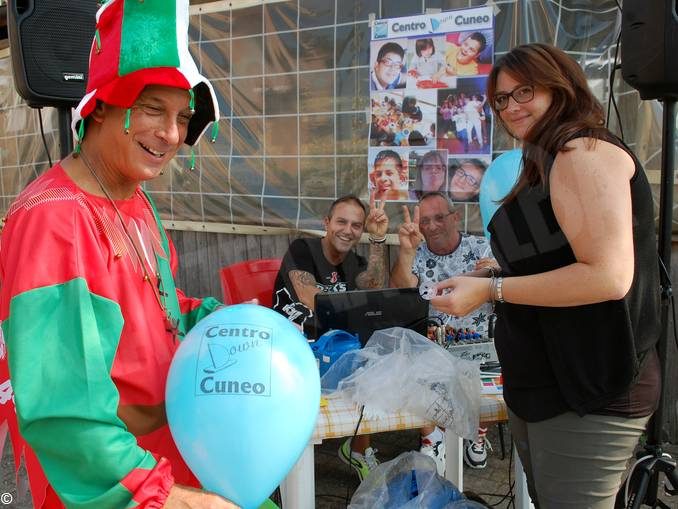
top-left (0, 165), bottom-right (221, 508)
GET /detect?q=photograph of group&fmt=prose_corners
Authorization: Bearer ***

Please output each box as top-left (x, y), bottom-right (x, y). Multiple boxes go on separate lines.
top-left (367, 7), bottom-right (494, 203)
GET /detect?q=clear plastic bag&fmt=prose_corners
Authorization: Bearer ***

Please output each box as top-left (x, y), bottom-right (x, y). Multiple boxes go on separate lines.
top-left (321, 327), bottom-right (480, 440)
top-left (348, 451), bottom-right (488, 509)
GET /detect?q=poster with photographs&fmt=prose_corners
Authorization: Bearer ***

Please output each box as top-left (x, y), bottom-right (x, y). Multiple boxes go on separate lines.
top-left (368, 7), bottom-right (494, 202)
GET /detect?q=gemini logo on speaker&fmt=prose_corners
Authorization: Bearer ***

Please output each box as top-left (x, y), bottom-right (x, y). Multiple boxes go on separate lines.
top-left (63, 73), bottom-right (85, 82)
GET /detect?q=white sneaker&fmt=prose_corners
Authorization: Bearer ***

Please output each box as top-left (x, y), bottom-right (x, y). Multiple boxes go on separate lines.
top-left (420, 438), bottom-right (446, 476)
top-left (464, 434), bottom-right (491, 469)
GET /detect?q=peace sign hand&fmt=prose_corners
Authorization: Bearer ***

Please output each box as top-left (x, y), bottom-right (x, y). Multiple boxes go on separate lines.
top-left (365, 191), bottom-right (389, 238)
top-left (398, 205), bottom-right (424, 252)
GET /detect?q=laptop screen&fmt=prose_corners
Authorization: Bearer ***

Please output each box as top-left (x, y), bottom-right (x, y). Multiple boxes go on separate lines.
top-left (314, 287), bottom-right (430, 345)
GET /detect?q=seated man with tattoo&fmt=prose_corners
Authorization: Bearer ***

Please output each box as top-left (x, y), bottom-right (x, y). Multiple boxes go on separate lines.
top-left (272, 193), bottom-right (389, 481)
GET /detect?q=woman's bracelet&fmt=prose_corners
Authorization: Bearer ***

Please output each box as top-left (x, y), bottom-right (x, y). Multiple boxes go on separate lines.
top-left (495, 276), bottom-right (505, 303)
top-left (488, 275), bottom-right (505, 304)
top-left (368, 234), bottom-right (387, 244)
top-left (488, 277), bottom-right (496, 305)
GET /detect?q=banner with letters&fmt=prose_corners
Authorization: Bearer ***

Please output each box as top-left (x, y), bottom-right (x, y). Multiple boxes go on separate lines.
top-left (368, 7), bottom-right (494, 203)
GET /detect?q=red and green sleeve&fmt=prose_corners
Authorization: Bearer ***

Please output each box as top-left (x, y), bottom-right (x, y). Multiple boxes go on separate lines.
top-left (0, 171), bottom-right (221, 508)
top-left (2, 279), bottom-right (173, 508)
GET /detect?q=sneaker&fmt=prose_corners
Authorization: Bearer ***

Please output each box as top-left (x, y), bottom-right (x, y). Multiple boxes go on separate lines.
top-left (338, 438), bottom-right (379, 481)
top-left (420, 437), bottom-right (446, 476)
top-left (464, 433), bottom-right (491, 469)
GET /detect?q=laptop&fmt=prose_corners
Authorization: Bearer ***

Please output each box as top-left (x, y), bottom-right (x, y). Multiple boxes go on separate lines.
top-left (314, 287), bottom-right (430, 345)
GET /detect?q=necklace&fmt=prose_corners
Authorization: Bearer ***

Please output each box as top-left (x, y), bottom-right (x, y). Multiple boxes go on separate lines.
top-left (77, 150), bottom-right (179, 340)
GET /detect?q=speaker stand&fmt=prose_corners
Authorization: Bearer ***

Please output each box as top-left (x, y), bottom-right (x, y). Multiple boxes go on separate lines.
top-left (57, 107), bottom-right (73, 159)
top-left (619, 99), bottom-right (678, 509)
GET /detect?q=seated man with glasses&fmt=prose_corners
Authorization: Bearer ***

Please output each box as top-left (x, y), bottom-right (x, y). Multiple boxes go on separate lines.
top-left (371, 41), bottom-right (406, 90)
top-left (390, 191), bottom-right (495, 472)
top-left (449, 159), bottom-right (487, 202)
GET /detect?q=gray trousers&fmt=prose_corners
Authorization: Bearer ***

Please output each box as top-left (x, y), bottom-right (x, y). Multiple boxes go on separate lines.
top-left (509, 409), bottom-right (650, 508)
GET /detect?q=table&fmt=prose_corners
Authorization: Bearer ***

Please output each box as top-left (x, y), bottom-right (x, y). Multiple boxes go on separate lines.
top-left (280, 393), bottom-right (534, 508)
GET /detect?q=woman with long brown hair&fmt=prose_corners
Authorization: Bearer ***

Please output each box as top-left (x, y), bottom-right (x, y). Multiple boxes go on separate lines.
top-left (430, 43), bottom-right (661, 507)
top-left (410, 150), bottom-right (448, 199)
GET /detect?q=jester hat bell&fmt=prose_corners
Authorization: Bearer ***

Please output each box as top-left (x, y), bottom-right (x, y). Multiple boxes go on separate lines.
top-left (72, 0), bottom-right (219, 146)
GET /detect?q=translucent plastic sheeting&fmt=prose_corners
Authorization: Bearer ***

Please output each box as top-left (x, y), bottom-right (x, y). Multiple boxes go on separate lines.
top-left (321, 327), bottom-right (481, 441)
top-left (0, 0), bottom-right (674, 232)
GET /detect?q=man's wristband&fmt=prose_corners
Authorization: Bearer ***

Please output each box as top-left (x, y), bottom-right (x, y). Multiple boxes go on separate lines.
top-left (368, 235), bottom-right (387, 244)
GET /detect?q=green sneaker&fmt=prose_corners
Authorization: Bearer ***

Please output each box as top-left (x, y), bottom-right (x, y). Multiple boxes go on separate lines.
top-left (338, 438), bottom-right (379, 481)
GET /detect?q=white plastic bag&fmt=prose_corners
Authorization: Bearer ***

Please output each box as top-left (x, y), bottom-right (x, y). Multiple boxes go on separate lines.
top-left (321, 327), bottom-right (480, 440)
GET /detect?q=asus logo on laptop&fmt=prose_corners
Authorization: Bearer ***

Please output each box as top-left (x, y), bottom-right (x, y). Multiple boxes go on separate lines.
top-left (365, 311), bottom-right (383, 317)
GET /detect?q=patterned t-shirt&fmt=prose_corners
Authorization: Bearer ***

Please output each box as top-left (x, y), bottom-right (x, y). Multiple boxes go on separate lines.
top-left (412, 233), bottom-right (493, 333)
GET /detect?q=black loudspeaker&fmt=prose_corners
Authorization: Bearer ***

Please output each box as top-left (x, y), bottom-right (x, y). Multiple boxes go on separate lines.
top-left (621, 0), bottom-right (678, 100)
top-left (8, 0), bottom-right (98, 108)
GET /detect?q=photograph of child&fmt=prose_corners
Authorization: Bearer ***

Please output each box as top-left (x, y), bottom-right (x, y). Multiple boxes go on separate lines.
top-left (448, 157), bottom-right (490, 202)
top-left (370, 39), bottom-right (408, 90)
top-left (432, 29), bottom-right (493, 86)
top-left (370, 90), bottom-right (437, 148)
top-left (407, 149), bottom-right (449, 200)
top-left (368, 148), bottom-right (410, 201)
top-left (405, 36), bottom-right (449, 90)
top-left (436, 77), bottom-right (492, 156)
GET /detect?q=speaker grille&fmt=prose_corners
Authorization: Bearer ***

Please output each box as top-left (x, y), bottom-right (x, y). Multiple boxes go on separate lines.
top-left (621, 0), bottom-right (678, 100)
top-left (11, 0), bottom-right (97, 106)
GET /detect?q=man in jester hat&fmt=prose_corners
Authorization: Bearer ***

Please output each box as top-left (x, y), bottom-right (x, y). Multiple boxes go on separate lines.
top-left (0, 0), bottom-right (240, 507)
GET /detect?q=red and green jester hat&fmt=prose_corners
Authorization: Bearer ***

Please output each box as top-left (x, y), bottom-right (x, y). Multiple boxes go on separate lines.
top-left (0, 0), bottom-right (221, 507)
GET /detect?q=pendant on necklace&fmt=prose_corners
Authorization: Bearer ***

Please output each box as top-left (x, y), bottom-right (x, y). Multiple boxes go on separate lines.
top-left (165, 315), bottom-right (180, 342)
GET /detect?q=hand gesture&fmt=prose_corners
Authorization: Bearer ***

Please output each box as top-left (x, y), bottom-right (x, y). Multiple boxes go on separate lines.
top-left (365, 191), bottom-right (389, 238)
top-left (430, 276), bottom-right (491, 317)
top-left (398, 205), bottom-right (424, 252)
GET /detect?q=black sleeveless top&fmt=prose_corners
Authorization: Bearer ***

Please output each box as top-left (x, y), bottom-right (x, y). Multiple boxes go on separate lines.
top-left (487, 133), bottom-right (661, 422)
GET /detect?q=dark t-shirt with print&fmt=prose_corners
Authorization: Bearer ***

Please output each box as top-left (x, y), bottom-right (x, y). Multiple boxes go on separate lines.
top-left (272, 237), bottom-right (367, 337)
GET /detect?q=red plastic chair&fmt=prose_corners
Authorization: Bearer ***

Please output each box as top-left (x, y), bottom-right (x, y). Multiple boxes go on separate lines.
top-left (219, 258), bottom-right (282, 308)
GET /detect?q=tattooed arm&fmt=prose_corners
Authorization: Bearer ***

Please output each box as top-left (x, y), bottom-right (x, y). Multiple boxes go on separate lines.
top-left (288, 270), bottom-right (322, 310)
top-left (355, 243), bottom-right (387, 289)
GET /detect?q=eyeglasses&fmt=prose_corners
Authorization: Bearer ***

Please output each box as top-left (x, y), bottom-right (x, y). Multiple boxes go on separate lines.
top-left (420, 212), bottom-right (454, 227)
top-left (453, 167), bottom-right (481, 189)
top-left (378, 58), bottom-right (404, 69)
top-left (492, 84), bottom-right (535, 111)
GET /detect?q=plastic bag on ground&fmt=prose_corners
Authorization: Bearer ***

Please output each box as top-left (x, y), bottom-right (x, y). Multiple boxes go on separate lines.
top-left (321, 327), bottom-right (480, 440)
top-left (348, 451), bottom-right (488, 509)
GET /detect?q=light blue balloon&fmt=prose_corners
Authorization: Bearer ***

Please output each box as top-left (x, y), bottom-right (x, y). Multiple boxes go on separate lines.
top-left (166, 304), bottom-right (320, 509)
top-left (479, 149), bottom-right (523, 238)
